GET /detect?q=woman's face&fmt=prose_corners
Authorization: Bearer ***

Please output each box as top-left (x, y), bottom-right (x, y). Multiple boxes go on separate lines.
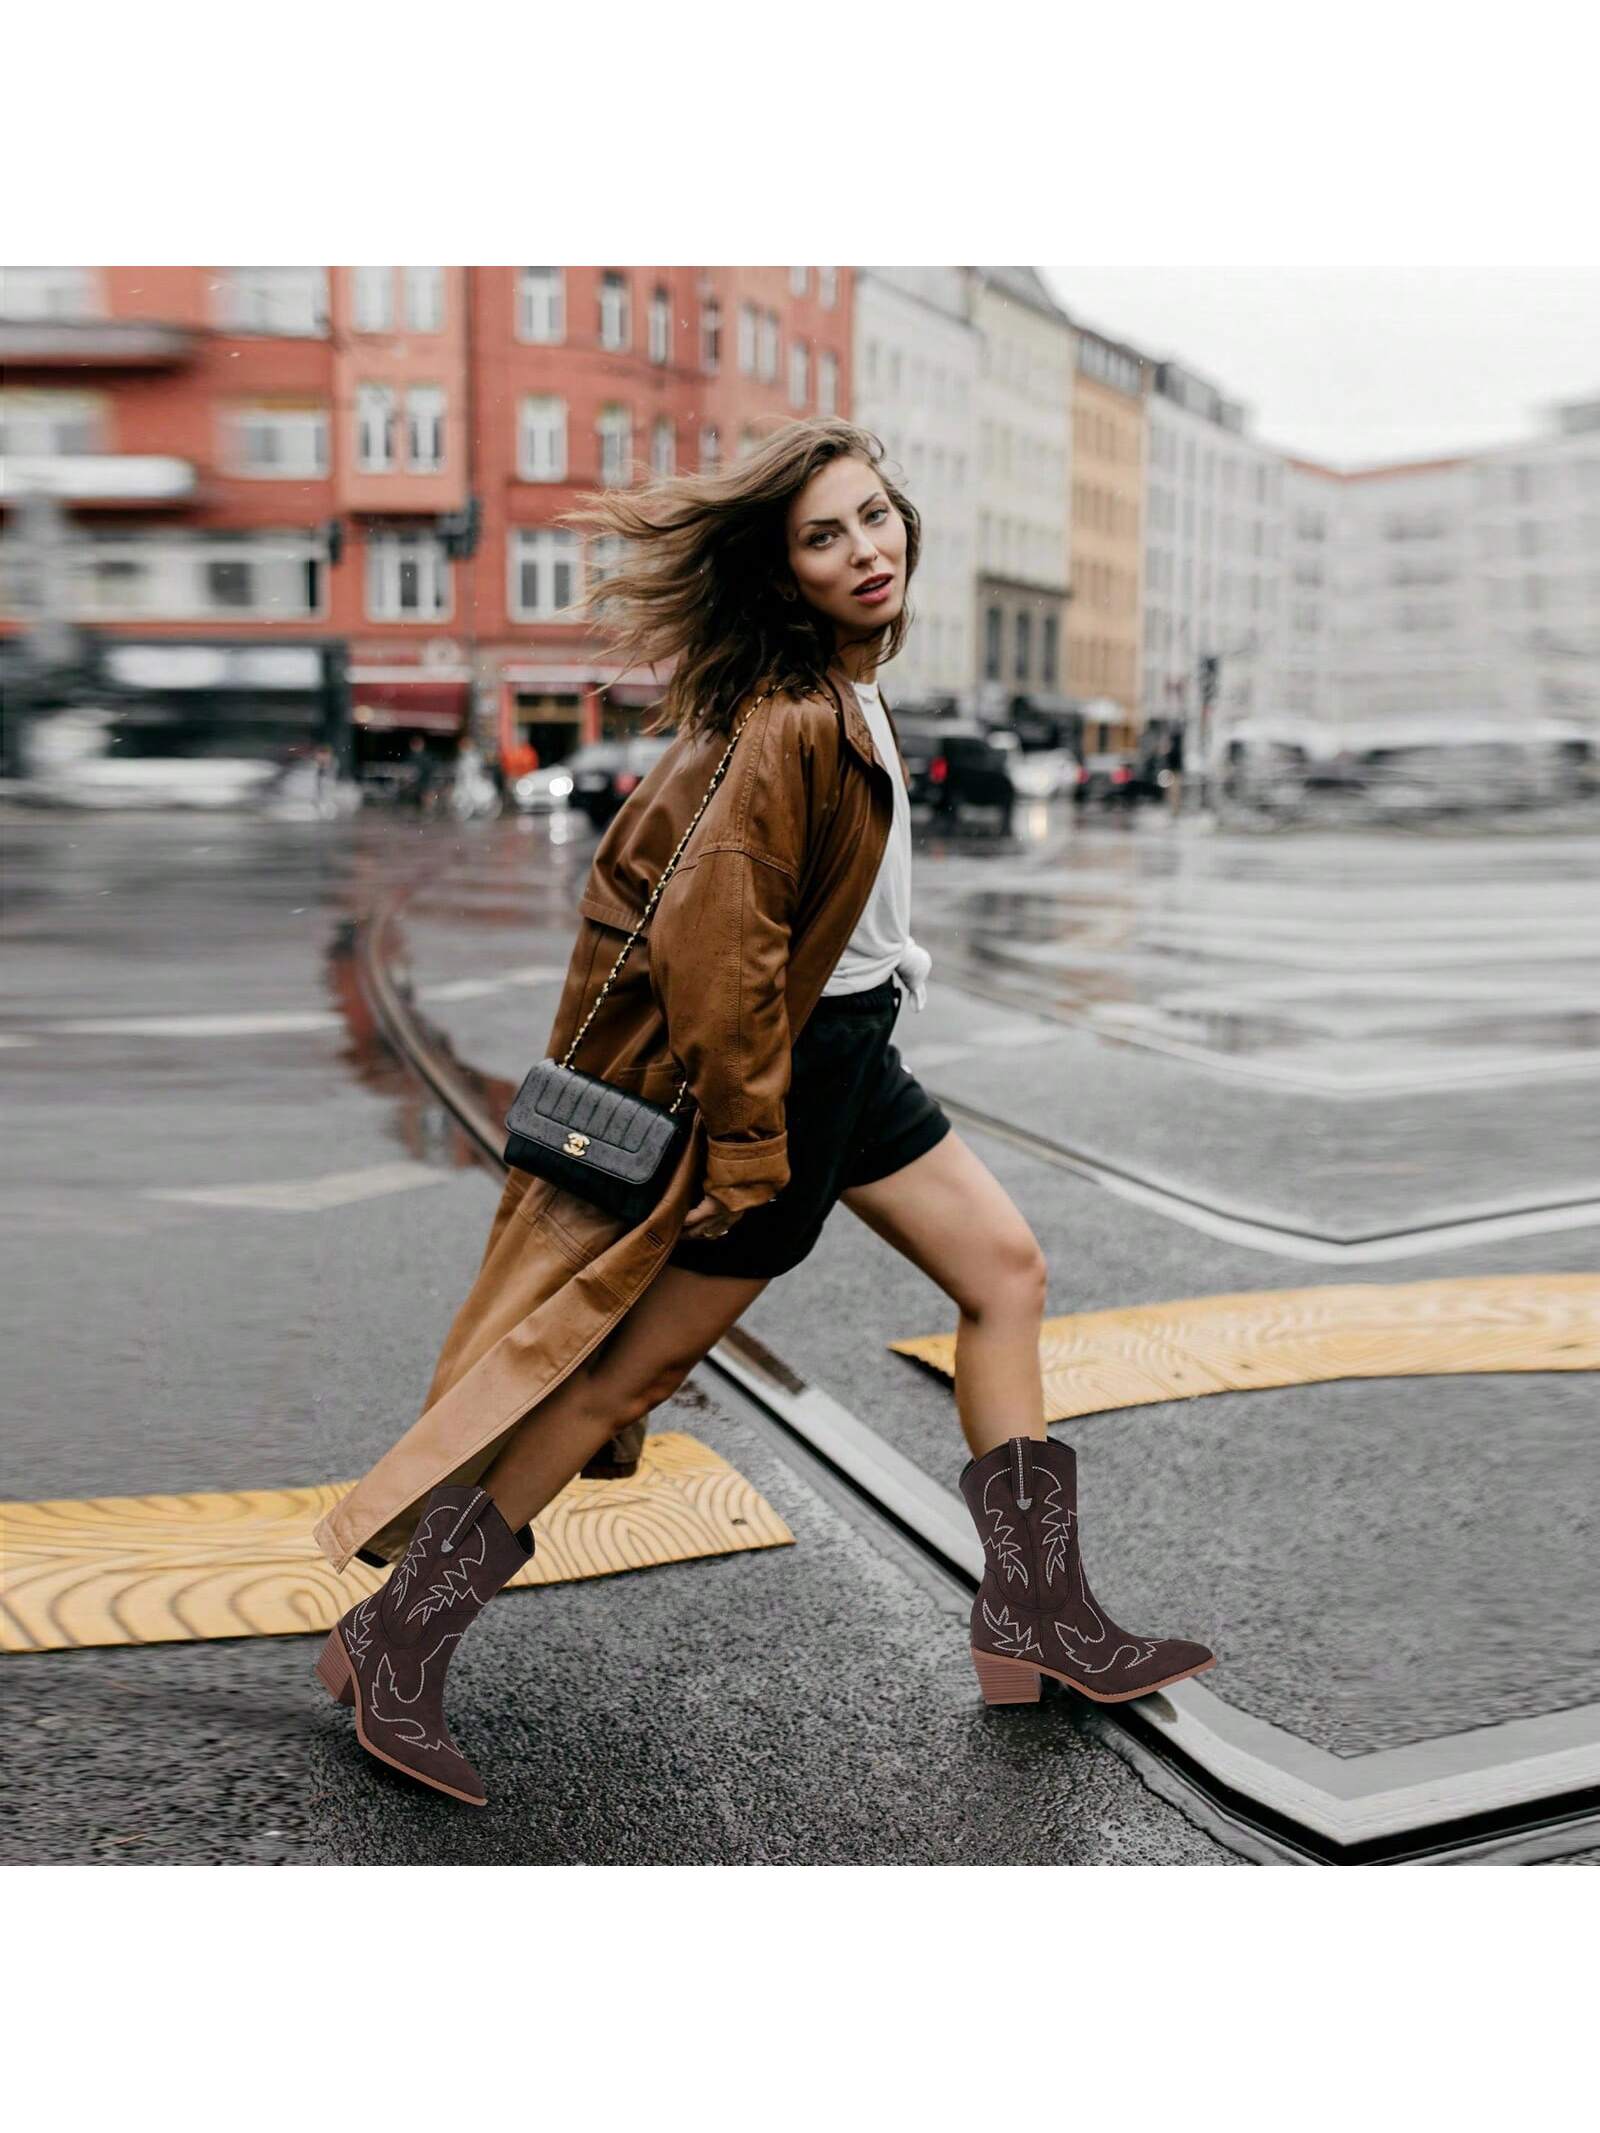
top-left (783, 455), bottom-right (907, 647)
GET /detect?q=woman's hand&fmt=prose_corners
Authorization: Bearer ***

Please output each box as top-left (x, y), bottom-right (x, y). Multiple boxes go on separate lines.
top-left (680, 1192), bottom-right (740, 1242)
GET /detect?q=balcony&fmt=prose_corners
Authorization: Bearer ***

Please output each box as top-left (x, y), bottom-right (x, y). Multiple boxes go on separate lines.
top-left (0, 455), bottom-right (198, 506)
top-left (0, 319), bottom-right (197, 368)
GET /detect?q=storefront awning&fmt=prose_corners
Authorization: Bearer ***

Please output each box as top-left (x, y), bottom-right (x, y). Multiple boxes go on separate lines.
top-left (351, 680), bottom-right (468, 735)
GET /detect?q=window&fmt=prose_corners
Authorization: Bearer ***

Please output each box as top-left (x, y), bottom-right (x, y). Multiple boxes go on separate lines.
top-left (0, 389), bottom-right (105, 456)
top-left (587, 534), bottom-right (628, 593)
top-left (509, 529), bottom-right (581, 620)
top-left (649, 285), bottom-right (671, 364)
top-left (818, 267), bottom-right (837, 309)
top-left (205, 556), bottom-right (256, 609)
top-left (356, 384), bottom-right (396, 472)
top-left (789, 340), bottom-right (809, 410)
top-left (216, 267), bottom-right (327, 336)
top-left (404, 266), bottom-right (444, 333)
top-left (1, 266), bottom-right (98, 319)
top-left (367, 531), bottom-right (451, 620)
top-left (739, 426), bottom-right (762, 460)
top-left (1015, 610), bottom-right (1032, 679)
top-left (228, 404), bottom-right (328, 478)
top-left (1042, 613), bottom-right (1058, 685)
top-left (72, 532), bottom-right (326, 620)
top-left (352, 267), bottom-right (395, 333)
top-left (701, 425), bottom-right (721, 470)
top-left (738, 301), bottom-right (758, 375)
top-left (651, 416), bottom-right (675, 477)
top-left (599, 271), bottom-right (630, 350)
top-left (790, 265), bottom-right (809, 297)
top-left (518, 268), bottom-right (564, 343)
top-left (984, 605), bottom-right (1002, 680)
top-left (759, 311), bottom-right (779, 382)
top-left (406, 386), bottom-right (445, 472)
top-left (818, 350), bottom-right (838, 416)
top-left (597, 404), bottom-right (632, 484)
top-left (701, 297), bottom-right (721, 373)
top-left (519, 395), bottom-right (567, 481)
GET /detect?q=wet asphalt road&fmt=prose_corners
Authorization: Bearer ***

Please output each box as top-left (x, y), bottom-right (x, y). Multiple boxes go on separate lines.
top-left (4, 799), bottom-right (1596, 1863)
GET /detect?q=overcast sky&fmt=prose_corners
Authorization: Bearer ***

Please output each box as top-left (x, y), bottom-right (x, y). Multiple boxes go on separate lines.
top-left (1039, 266), bottom-right (1600, 468)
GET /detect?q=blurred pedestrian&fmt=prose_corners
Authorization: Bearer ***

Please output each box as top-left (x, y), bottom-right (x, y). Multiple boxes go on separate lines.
top-left (403, 732), bottom-right (436, 813)
top-left (1165, 724), bottom-right (1185, 816)
top-left (312, 417), bottom-right (1214, 1808)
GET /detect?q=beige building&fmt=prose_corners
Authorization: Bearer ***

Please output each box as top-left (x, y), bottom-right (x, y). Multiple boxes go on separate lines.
top-left (1068, 325), bottom-right (1149, 749)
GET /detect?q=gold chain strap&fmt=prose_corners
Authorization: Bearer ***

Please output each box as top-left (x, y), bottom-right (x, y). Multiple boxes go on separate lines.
top-left (559, 693), bottom-right (769, 1115)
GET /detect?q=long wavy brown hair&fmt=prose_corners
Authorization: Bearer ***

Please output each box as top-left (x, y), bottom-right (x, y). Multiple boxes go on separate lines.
top-left (561, 416), bottom-right (922, 740)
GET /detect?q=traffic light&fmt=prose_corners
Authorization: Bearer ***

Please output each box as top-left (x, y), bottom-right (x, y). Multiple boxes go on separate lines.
top-left (439, 496), bottom-right (482, 560)
top-left (1198, 654), bottom-right (1220, 705)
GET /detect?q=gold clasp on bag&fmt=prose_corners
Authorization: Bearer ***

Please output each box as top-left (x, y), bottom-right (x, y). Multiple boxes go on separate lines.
top-left (564, 1131), bottom-right (591, 1157)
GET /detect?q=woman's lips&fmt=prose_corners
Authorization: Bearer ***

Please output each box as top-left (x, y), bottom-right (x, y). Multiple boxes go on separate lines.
top-left (853, 575), bottom-right (894, 605)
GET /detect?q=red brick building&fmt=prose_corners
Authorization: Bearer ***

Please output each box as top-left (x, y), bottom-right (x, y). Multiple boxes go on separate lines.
top-left (0, 264), bottom-right (853, 773)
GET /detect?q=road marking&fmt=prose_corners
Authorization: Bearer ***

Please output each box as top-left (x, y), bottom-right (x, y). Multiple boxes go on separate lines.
top-left (146, 1161), bottom-right (450, 1213)
top-left (931, 1089), bottom-right (1600, 1263)
top-left (0, 1433), bottom-right (791, 1652)
top-left (44, 1010), bottom-right (342, 1037)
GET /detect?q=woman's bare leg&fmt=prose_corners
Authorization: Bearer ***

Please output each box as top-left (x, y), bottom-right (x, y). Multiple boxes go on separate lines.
top-left (477, 1265), bottom-right (769, 1532)
top-left (840, 1130), bottom-right (1050, 1457)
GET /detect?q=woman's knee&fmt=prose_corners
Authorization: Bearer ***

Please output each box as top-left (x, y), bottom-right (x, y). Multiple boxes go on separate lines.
top-left (963, 1225), bottom-right (1048, 1320)
top-left (590, 1348), bottom-right (698, 1426)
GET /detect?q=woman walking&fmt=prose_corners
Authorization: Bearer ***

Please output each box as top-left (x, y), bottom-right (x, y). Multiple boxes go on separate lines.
top-left (312, 417), bottom-right (1214, 1807)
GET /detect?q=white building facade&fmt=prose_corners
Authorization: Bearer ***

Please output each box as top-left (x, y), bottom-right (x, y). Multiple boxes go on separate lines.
top-left (1469, 398), bottom-right (1600, 728)
top-left (852, 267), bottom-right (980, 704)
top-left (1141, 361), bottom-right (1284, 738)
top-left (968, 266), bottom-right (1074, 713)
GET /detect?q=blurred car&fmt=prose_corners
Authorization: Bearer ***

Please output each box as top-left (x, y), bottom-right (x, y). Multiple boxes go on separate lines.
top-left (511, 763), bottom-right (576, 813)
top-left (1007, 747), bottom-right (1081, 800)
top-left (260, 755), bottom-right (363, 821)
top-left (23, 707), bottom-right (283, 810)
top-left (563, 735), bottom-right (676, 825)
top-left (896, 718), bottom-right (1018, 830)
top-left (1072, 752), bottom-right (1142, 808)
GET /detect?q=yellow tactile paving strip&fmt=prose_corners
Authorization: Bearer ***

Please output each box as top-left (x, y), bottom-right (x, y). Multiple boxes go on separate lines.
top-left (0, 1431), bottom-right (792, 1655)
top-left (891, 1274), bottom-right (1600, 1423)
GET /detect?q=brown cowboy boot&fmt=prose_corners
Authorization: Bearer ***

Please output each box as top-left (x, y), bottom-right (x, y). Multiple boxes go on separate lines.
top-left (315, 1482), bottom-right (533, 1806)
top-left (958, 1434), bottom-right (1215, 1706)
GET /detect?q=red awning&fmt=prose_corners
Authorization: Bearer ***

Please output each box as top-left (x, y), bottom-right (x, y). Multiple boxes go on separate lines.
top-left (351, 680), bottom-right (468, 735)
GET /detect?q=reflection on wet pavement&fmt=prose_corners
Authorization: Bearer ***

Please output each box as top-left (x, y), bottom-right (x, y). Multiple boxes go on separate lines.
top-left (914, 830), bottom-right (1600, 1096)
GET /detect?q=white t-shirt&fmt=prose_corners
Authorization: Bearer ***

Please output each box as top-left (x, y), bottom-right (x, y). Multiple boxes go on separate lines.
top-left (820, 677), bottom-right (931, 1006)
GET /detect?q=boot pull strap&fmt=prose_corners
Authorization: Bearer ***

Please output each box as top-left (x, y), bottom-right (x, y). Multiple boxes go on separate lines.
top-left (1011, 1437), bottom-right (1033, 1510)
top-left (439, 1493), bottom-right (484, 1556)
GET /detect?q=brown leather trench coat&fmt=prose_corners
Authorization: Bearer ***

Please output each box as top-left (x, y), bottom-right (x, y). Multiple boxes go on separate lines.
top-left (314, 671), bottom-right (907, 1571)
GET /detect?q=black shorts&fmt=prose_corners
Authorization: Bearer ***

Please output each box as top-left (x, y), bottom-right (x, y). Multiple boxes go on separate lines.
top-left (667, 976), bottom-right (952, 1281)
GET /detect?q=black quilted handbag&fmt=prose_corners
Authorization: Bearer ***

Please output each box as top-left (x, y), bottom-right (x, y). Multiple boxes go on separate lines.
top-left (502, 696), bottom-right (765, 1226)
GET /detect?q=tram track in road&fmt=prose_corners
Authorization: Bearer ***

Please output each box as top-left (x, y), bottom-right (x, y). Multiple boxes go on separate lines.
top-left (356, 885), bottom-right (1600, 1867)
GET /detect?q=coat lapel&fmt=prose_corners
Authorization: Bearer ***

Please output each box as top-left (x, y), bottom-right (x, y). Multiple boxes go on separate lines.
top-left (833, 671), bottom-right (911, 791)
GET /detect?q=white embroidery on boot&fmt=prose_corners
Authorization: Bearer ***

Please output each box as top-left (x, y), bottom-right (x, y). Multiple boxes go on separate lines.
top-left (1038, 1472), bottom-right (1075, 1585)
top-left (980, 1596), bottom-right (1045, 1660)
top-left (1049, 1560), bottom-right (1159, 1676)
top-left (979, 1473), bottom-right (1030, 1588)
top-left (366, 1633), bottom-right (465, 1757)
